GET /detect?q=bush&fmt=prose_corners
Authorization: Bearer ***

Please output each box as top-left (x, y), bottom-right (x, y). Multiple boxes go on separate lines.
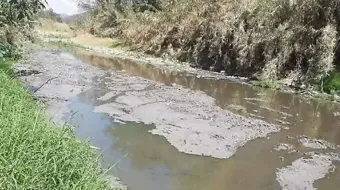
top-left (0, 0), bottom-right (46, 53)
top-left (321, 72), bottom-right (340, 94)
top-left (0, 43), bottom-right (20, 59)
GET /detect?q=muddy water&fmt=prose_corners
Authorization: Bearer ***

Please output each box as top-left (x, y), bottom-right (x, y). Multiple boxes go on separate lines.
top-left (67, 50), bottom-right (340, 190)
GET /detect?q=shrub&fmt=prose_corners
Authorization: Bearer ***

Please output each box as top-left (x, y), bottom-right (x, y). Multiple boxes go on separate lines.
top-left (321, 72), bottom-right (340, 94)
top-left (0, 0), bottom-right (46, 52)
top-left (0, 43), bottom-right (19, 59)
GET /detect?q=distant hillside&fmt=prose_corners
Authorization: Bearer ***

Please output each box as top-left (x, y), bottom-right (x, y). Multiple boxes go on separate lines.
top-left (59, 14), bottom-right (69, 19)
top-left (62, 12), bottom-right (89, 24)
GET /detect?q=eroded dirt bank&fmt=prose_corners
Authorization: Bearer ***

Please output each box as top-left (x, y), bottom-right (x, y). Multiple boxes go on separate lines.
top-left (15, 50), bottom-right (340, 190)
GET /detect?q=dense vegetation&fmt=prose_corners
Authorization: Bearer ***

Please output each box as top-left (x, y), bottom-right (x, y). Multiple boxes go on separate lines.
top-left (80, 0), bottom-right (340, 89)
top-left (0, 0), bottom-right (46, 58)
top-left (0, 1), bottom-right (112, 189)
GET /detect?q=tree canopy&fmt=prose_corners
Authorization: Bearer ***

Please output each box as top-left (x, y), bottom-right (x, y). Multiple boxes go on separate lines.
top-left (0, 0), bottom-right (46, 27)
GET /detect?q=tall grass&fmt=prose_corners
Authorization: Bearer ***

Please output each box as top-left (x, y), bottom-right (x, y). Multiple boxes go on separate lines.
top-left (35, 18), bottom-right (75, 38)
top-left (0, 59), bottom-right (111, 189)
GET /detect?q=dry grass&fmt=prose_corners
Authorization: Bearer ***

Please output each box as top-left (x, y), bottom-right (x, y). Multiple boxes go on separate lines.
top-left (35, 18), bottom-right (75, 38)
top-left (35, 19), bottom-right (126, 49)
top-left (71, 33), bottom-right (119, 48)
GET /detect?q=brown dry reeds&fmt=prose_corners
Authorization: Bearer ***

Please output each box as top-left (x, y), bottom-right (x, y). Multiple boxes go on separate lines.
top-left (89, 0), bottom-right (340, 86)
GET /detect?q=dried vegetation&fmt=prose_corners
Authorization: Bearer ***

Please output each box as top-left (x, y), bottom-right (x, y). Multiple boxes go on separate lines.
top-left (84, 0), bottom-right (340, 87)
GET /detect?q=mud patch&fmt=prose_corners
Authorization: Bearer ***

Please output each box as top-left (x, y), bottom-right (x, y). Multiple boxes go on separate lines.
top-left (299, 136), bottom-right (338, 150)
top-left (273, 143), bottom-right (295, 151)
top-left (14, 50), bottom-right (105, 123)
top-left (94, 71), bottom-right (280, 158)
top-left (98, 91), bottom-right (120, 101)
top-left (276, 152), bottom-right (340, 190)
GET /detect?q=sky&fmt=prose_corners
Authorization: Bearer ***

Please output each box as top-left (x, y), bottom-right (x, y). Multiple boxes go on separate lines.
top-left (46, 0), bottom-right (79, 15)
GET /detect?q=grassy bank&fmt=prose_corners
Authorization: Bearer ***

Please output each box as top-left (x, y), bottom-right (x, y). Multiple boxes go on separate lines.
top-left (0, 59), bottom-right (111, 189)
top-left (80, 0), bottom-right (340, 89)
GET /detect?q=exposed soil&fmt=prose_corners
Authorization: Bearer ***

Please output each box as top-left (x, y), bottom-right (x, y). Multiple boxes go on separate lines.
top-left (298, 136), bottom-right (338, 150)
top-left (276, 152), bottom-right (340, 190)
top-left (93, 73), bottom-right (280, 158)
top-left (15, 50), bottom-right (104, 123)
top-left (273, 143), bottom-right (295, 151)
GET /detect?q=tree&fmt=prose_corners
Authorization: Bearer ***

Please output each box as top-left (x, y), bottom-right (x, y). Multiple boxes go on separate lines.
top-left (39, 8), bottom-right (62, 22)
top-left (0, 0), bottom-right (47, 52)
top-left (0, 0), bottom-right (46, 26)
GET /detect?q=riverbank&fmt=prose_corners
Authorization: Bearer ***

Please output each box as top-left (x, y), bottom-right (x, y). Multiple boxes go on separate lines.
top-left (0, 57), bottom-right (122, 189)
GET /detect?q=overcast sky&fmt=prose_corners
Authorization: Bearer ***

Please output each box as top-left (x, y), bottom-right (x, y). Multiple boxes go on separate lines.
top-left (46, 0), bottom-right (79, 15)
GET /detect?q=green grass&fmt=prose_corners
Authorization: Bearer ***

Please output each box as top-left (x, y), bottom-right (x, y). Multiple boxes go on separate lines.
top-left (0, 58), bottom-right (14, 76)
top-left (0, 58), bottom-right (111, 189)
top-left (321, 72), bottom-right (340, 94)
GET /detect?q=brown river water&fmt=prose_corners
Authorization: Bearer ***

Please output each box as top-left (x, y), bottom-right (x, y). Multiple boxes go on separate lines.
top-left (63, 50), bottom-right (340, 190)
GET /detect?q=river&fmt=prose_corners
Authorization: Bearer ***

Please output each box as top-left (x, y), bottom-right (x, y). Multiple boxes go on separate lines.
top-left (16, 49), bottom-right (340, 190)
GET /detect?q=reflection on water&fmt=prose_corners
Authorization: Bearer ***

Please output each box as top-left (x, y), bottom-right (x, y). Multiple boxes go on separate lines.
top-left (68, 50), bottom-right (340, 190)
